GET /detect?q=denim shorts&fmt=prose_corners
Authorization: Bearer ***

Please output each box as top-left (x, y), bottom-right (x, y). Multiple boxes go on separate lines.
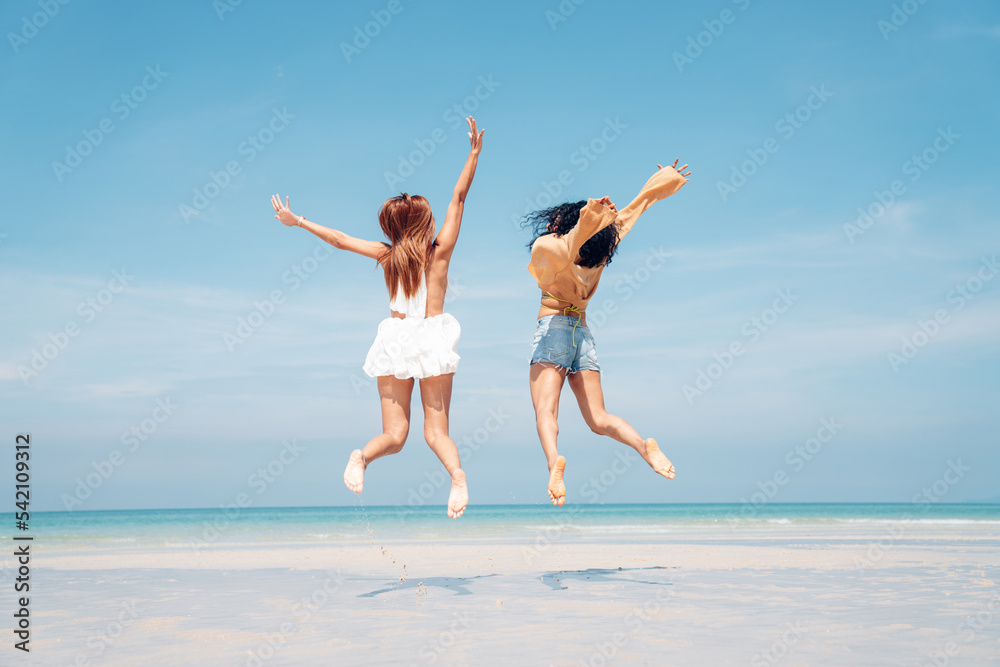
top-left (529, 314), bottom-right (601, 373)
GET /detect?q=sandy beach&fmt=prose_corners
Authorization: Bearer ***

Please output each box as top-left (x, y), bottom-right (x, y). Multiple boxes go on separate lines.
top-left (17, 518), bottom-right (1000, 666)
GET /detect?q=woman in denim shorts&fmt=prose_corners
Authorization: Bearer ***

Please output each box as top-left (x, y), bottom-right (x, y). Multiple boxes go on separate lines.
top-left (524, 160), bottom-right (692, 506)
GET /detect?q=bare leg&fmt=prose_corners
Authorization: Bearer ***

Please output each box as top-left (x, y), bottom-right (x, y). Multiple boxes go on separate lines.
top-left (344, 375), bottom-right (413, 494)
top-left (529, 363), bottom-right (569, 505)
top-left (419, 373), bottom-right (466, 519)
top-left (567, 370), bottom-right (675, 479)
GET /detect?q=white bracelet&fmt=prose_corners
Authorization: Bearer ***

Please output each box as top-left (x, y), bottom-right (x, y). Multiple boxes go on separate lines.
top-left (296, 215), bottom-right (305, 227)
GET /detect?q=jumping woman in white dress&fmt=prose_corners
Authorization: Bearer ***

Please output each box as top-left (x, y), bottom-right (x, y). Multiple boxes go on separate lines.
top-left (270, 117), bottom-right (485, 519)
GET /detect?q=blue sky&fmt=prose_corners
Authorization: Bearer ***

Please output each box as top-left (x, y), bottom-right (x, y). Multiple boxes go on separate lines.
top-left (1, 0), bottom-right (998, 512)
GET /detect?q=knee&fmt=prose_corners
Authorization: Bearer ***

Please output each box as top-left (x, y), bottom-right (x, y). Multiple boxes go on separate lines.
top-left (535, 408), bottom-right (558, 426)
top-left (535, 410), bottom-right (559, 435)
top-left (424, 426), bottom-right (448, 448)
top-left (587, 412), bottom-right (612, 435)
top-left (385, 427), bottom-right (408, 453)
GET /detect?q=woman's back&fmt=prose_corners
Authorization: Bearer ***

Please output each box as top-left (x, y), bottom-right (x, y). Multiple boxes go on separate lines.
top-left (384, 247), bottom-right (448, 319)
top-left (388, 272), bottom-right (427, 318)
top-left (423, 248), bottom-right (450, 318)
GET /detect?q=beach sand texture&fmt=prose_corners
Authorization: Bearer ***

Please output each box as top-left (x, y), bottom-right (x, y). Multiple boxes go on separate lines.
top-left (15, 519), bottom-right (1000, 666)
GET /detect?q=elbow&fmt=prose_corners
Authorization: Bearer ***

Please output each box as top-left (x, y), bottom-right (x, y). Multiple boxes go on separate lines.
top-left (328, 232), bottom-right (346, 250)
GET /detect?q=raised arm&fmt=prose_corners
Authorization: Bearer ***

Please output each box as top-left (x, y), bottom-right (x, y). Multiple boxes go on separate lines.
top-left (271, 194), bottom-right (386, 261)
top-left (433, 116), bottom-right (485, 260)
top-left (564, 197), bottom-right (618, 259)
top-left (615, 159), bottom-right (692, 239)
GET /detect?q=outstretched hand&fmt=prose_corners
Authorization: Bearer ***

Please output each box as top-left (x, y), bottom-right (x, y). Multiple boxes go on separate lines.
top-left (657, 158), bottom-right (692, 179)
top-left (271, 194), bottom-right (299, 227)
top-left (629, 158), bottom-right (692, 203)
top-left (467, 116), bottom-right (485, 155)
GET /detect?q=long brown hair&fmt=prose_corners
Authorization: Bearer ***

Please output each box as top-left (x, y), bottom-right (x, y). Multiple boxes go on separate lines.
top-left (378, 193), bottom-right (435, 299)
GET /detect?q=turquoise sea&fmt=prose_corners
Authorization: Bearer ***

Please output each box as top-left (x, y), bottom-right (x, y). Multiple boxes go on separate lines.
top-left (4, 503), bottom-right (999, 549)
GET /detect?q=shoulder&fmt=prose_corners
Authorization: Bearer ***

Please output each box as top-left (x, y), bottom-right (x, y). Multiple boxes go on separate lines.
top-left (532, 234), bottom-right (563, 249)
top-left (530, 235), bottom-right (564, 259)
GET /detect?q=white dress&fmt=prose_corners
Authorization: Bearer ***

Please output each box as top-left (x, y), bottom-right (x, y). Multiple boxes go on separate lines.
top-left (362, 276), bottom-right (461, 379)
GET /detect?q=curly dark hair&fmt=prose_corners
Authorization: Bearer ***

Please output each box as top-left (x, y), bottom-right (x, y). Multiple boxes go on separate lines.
top-left (522, 200), bottom-right (620, 268)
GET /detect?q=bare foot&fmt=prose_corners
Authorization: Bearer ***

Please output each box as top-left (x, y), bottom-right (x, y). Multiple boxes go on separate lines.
top-left (344, 449), bottom-right (366, 494)
top-left (548, 456), bottom-right (567, 506)
top-left (643, 439), bottom-right (675, 479)
top-left (448, 469), bottom-right (468, 519)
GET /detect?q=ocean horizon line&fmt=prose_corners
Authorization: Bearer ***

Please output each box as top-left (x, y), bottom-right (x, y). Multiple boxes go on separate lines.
top-left (6, 499), bottom-right (1000, 519)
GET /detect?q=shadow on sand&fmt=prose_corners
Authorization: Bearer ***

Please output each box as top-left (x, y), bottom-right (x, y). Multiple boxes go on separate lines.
top-left (359, 574), bottom-right (499, 598)
top-left (358, 566), bottom-right (676, 596)
top-left (539, 565), bottom-right (677, 591)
